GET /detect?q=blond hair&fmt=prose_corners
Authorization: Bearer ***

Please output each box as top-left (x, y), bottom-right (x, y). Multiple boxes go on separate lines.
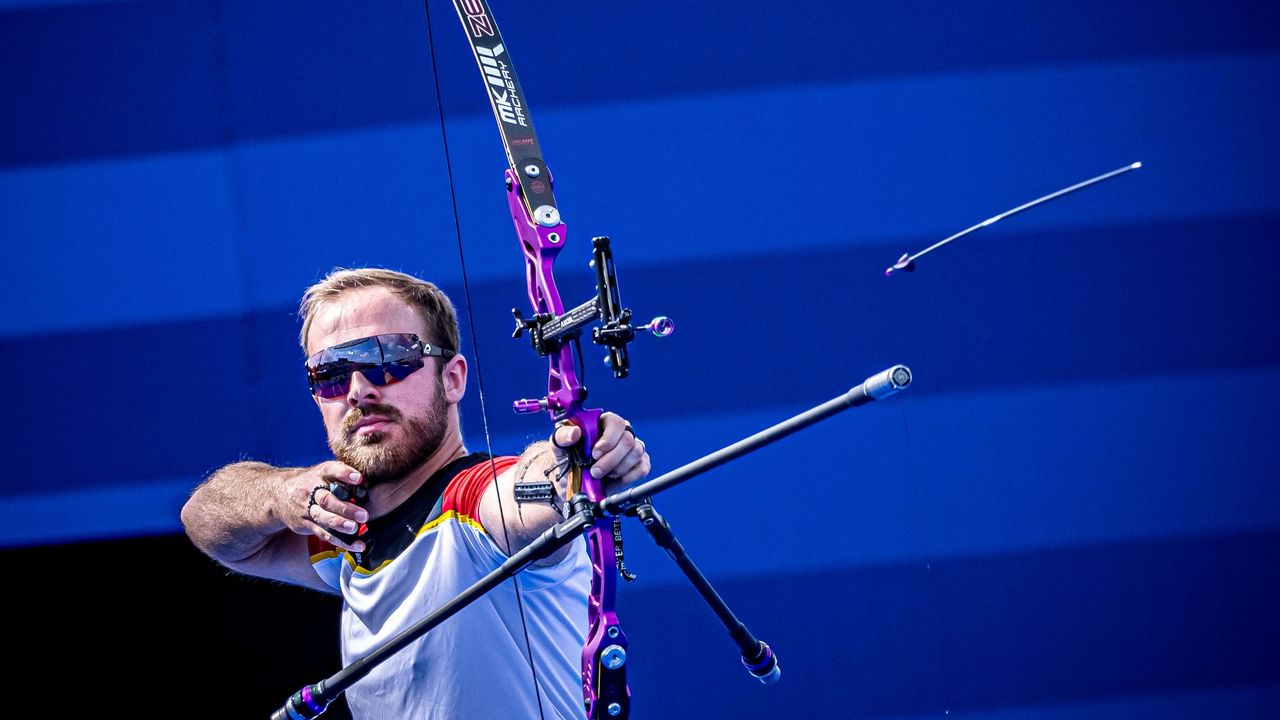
top-left (298, 268), bottom-right (461, 356)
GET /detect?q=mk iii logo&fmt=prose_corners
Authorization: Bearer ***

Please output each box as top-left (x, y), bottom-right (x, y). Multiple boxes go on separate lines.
top-left (476, 44), bottom-right (527, 128)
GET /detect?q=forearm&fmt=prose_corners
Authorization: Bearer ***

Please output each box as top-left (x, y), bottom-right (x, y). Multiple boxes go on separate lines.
top-left (480, 443), bottom-right (572, 559)
top-left (181, 461), bottom-right (298, 563)
top-left (517, 440), bottom-right (579, 517)
top-left (482, 415), bottom-right (651, 559)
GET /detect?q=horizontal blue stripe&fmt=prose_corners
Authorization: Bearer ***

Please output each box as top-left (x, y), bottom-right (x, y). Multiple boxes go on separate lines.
top-left (2, 152), bottom-right (248, 336)
top-left (6, 366), bottom-right (1278, 557)
top-left (0, 477), bottom-right (193, 548)
top-left (5, 53), bottom-right (1274, 335)
top-left (622, 531), bottom-right (1280, 718)
top-left (893, 684), bottom-right (1280, 720)
top-left (608, 367), bottom-right (1280, 583)
top-left (4, 54), bottom-right (1276, 337)
top-left (1, 0), bottom-right (225, 165)
top-left (4, 214), bottom-right (1278, 499)
top-left (0, 0), bottom-right (128, 9)
top-left (2, 0), bottom-right (1277, 166)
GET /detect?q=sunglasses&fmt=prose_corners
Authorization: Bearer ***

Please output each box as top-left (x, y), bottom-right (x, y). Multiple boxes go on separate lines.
top-left (306, 333), bottom-right (456, 399)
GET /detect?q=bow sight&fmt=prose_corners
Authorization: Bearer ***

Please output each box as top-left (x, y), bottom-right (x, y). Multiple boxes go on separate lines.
top-left (511, 236), bottom-right (673, 392)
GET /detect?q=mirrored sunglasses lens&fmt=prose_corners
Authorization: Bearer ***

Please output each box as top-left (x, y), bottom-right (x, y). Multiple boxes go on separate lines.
top-left (315, 372), bottom-right (352, 398)
top-left (353, 360), bottom-right (419, 388)
top-left (382, 359), bottom-right (423, 382)
top-left (308, 335), bottom-right (428, 397)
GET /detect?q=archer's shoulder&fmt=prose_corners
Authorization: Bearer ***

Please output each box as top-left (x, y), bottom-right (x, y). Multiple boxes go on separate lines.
top-left (442, 454), bottom-right (519, 518)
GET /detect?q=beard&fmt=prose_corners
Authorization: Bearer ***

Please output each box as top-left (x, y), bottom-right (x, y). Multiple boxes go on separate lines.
top-left (328, 390), bottom-right (449, 486)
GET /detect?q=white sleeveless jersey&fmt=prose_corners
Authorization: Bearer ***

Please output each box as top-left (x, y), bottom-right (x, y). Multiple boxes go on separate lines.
top-left (309, 455), bottom-right (590, 719)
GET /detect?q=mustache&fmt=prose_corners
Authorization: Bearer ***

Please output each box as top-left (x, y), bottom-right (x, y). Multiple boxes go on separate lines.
top-left (341, 404), bottom-right (403, 435)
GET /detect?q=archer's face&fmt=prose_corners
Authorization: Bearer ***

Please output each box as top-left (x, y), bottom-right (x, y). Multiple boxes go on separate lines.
top-left (304, 287), bottom-right (465, 483)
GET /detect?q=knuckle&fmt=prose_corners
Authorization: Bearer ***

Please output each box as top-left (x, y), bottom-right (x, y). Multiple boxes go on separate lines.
top-left (320, 491), bottom-right (339, 511)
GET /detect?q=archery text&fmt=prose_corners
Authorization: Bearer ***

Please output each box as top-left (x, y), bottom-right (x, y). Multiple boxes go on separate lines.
top-left (476, 44), bottom-right (528, 128)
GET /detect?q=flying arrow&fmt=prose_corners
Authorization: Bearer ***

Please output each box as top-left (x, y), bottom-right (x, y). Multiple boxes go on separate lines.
top-left (885, 161), bottom-right (1142, 277)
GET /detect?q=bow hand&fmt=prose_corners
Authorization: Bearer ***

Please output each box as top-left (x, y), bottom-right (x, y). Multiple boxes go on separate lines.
top-left (551, 412), bottom-right (651, 490)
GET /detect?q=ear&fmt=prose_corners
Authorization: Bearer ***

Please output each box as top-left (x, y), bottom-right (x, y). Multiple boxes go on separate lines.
top-left (442, 355), bottom-right (467, 404)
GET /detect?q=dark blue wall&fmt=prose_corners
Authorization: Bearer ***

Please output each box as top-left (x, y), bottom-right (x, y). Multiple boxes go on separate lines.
top-left (1, 0), bottom-right (1277, 717)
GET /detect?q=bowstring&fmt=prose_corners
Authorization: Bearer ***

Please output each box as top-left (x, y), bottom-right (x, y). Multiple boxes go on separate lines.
top-left (421, 3), bottom-right (548, 718)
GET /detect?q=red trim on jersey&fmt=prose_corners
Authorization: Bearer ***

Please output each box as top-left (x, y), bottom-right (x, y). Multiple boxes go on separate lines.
top-left (307, 534), bottom-right (334, 555)
top-left (443, 456), bottom-right (517, 518)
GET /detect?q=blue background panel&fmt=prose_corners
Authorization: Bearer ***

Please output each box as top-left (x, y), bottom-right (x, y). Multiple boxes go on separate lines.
top-left (0, 0), bottom-right (1276, 717)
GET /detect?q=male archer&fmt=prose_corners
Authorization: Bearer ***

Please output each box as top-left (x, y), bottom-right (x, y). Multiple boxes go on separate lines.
top-left (182, 267), bottom-right (650, 718)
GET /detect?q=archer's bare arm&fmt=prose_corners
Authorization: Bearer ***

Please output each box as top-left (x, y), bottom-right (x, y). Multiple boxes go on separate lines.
top-left (478, 412), bottom-right (650, 563)
top-left (181, 460), bottom-right (368, 593)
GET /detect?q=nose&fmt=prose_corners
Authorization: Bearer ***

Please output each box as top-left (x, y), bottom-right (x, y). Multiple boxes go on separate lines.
top-left (346, 369), bottom-right (383, 407)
